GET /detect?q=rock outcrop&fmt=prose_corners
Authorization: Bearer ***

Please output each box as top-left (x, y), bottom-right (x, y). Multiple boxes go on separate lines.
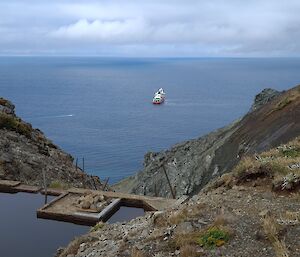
top-left (249, 88), bottom-right (280, 112)
top-left (0, 97), bottom-right (101, 189)
top-left (114, 85), bottom-right (300, 198)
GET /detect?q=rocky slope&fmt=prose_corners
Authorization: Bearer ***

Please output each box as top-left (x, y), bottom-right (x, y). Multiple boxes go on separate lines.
top-left (114, 86), bottom-right (299, 198)
top-left (56, 136), bottom-right (300, 257)
top-left (0, 97), bottom-right (101, 189)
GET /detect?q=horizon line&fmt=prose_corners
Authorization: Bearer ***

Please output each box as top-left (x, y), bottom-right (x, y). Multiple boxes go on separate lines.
top-left (0, 55), bottom-right (300, 59)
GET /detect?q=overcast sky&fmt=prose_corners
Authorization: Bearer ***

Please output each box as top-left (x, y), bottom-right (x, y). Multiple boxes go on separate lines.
top-left (1, 0), bottom-right (300, 57)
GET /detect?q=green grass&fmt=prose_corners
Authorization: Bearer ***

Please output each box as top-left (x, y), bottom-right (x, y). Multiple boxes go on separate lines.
top-left (49, 180), bottom-right (66, 189)
top-left (197, 226), bottom-right (230, 248)
top-left (281, 148), bottom-right (300, 158)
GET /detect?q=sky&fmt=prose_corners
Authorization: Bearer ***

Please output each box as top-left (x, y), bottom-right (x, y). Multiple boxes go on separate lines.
top-left (1, 0), bottom-right (300, 57)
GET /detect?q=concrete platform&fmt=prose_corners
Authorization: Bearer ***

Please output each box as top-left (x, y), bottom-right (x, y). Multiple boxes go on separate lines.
top-left (0, 179), bottom-right (40, 193)
top-left (37, 189), bottom-right (185, 226)
top-left (0, 179), bottom-right (187, 226)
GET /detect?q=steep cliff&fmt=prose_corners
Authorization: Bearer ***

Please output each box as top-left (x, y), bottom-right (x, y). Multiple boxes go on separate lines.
top-left (0, 97), bottom-right (101, 189)
top-left (114, 85), bottom-right (299, 198)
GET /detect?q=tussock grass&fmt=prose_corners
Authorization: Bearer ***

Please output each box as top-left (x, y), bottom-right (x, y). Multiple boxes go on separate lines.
top-left (230, 137), bottom-right (300, 192)
top-left (262, 215), bottom-right (289, 257)
top-left (278, 211), bottom-right (300, 225)
top-left (273, 239), bottom-right (289, 257)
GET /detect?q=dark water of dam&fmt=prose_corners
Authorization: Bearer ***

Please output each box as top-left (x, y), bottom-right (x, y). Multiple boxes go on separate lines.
top-left (0, 192), bottom-right (145, 257)
top-left (108, 206), bottom-right (145, 224)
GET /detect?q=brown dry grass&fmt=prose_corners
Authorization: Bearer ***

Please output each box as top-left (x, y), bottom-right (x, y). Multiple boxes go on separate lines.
top-left (59, 236), bottom-right (86, 257)
top-left (153, 203), bottom-right (206, 230)
top-left (171, 231), bottom-right (202, 249)
top-left (131, 248), bottom-right (145, 257)
top-left (262, 215), bottom-right (289, 257)
top-left (273, 239), bottom-right (289, 257)
top-left (168, 203), bottom-right (205, 225)
top-left (169, 213), bottom-right (232, 252)
top-left (278, 211), bottom-right (300, 225)
top-left (230, 137), bottom-right (300, 191)
top-left (180, 244), bottom-right (202, 257)
top-left (168, 209), bottom-right (188, 225)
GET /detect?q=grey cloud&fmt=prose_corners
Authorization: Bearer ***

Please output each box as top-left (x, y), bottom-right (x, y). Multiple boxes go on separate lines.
top-left (0, 0), bottom-right (300, 56)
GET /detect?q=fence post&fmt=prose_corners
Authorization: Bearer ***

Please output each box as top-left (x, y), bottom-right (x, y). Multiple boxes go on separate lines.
top-left (162, 165), bottom-right (176, 199)
top-left (102, 177), bottom-right (109, 191)
top-left (42, 169), bottom-right (48, 204)
top-left (154, 184), bottom-right (158, 197)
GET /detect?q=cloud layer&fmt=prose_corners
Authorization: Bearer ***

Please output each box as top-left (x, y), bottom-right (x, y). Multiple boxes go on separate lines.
top-left (1, 0), bottom-right (300, 56)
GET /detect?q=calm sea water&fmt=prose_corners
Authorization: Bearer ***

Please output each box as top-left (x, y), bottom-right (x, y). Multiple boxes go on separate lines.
top-left (0, 57), bottom-right (300, 183)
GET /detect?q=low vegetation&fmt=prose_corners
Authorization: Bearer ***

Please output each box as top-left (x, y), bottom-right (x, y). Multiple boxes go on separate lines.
top-left (49, 180), bottom-right (68, 189)
top-left (168, 210), bottom-right (232, 255)
top-left (179, 244), bottom-right (202, 257)
top-left (58, 235), bottom-right (97, 257)
top-left (262, 215), bottom-right (289, 257)
top-left (0, 113), bottom-right (32, 138)
top-left (219, 137), bottom-right (300, 192)
top-left (276, 97), bottom-right (293, 111)
top-left (90, 222), bottom-right (105, 232)
top-left (153, 203), bottom-right (206, 229)
top-left (0, 97), bottom-right (10, 106)
top-left (265, 87), bottom-right (299, 117)
top-left (197, 226), bottom-right (230, 248)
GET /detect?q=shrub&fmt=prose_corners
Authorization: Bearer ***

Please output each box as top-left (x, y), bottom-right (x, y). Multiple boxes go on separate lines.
top-left (197, 226), bottom-right (230, 249)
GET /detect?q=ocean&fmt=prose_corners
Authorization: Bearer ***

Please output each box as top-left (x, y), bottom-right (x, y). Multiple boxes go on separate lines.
top-left (1, 57), bottom-right (299, 183)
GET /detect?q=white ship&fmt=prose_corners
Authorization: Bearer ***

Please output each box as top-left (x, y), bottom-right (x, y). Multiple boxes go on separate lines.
top-left (152, 88), bottom-right (166, 104)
